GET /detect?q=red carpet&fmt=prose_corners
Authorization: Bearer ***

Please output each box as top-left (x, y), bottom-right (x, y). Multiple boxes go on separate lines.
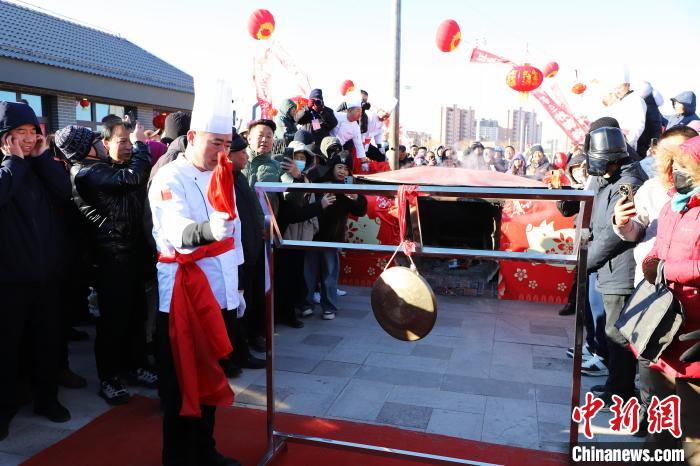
top-left (23, 396), bottom-right (568, 466)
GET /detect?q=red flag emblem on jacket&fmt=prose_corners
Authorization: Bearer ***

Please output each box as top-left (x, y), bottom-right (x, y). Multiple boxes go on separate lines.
top-left (161, 188), bottom-right (173, 201)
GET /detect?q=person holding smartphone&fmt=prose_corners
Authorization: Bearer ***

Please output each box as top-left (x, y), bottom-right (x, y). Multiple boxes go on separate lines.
top-left (0, 101), bottom-right (73, 439)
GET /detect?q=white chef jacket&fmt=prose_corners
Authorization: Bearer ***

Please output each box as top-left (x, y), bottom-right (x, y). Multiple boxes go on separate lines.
top-left (611, 92), bottom-right (647, 150)
top-left (362, 111), bottom-right (384, 150)
top-left (149, 154), bottom-right (244, 313)
top-left (331, 111), bottom-right (366, 159)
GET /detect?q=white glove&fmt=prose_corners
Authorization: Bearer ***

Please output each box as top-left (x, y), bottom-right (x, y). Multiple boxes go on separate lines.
top-left (237, 290), bottom-right (246, 318)
top-left (379, 146), bottom-right (386, 155)
top-left (210, 211), bottom-right (234, 240)
top-left (362, 162), bottom-right (369, 172)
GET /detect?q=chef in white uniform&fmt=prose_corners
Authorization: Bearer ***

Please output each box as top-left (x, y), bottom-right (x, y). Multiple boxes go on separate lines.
top-left (149, 77), bottom-right (244, 466)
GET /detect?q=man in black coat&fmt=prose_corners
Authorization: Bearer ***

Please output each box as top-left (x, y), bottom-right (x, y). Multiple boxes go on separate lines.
top-left (585, 126), bottom-right (647, 407)
top-left (294, 89), bottom-right (338, 149)
top-left (56, 119), bottom-right (157, 406)
top-left (0, 102), bottom-right (73, 440)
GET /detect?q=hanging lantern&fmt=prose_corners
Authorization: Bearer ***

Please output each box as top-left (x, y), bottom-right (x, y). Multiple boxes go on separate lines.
top-left (506, 64), bottom-right (544, 99)
top-left (340, 80), bottom-right (355, 96)
top-left (571, 83), bottom-right (587, 95)
top-left (543, 62), bottom-right (559, 79)
top-left (435, 19), bottom-right (461, 53)
top-left (153, 112), bottom-right (167, 130)
top-left (79, 98), bottom-right (90, 109)
top-left (248, 9), bottom-right (275, 40)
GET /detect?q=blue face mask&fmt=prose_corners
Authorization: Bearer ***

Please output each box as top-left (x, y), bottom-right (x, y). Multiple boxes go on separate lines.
top-left (294, 160), bottom-right (306, 172)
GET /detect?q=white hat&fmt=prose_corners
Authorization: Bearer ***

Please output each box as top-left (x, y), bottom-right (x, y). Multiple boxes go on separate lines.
top-left (189, 76), bottom-right (233, 134)
top-left (345, 91), bottom-right (363, 109)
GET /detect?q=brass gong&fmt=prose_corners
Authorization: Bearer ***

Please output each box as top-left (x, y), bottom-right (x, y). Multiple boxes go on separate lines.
top-left (371, 266), bottom-right (438, 341)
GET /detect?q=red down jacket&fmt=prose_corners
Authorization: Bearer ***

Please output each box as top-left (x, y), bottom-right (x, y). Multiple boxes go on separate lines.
top-left (646, 200), bottom-right (700, 379)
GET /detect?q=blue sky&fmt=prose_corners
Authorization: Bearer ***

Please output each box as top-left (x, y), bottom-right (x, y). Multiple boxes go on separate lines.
top-left (12, 0), bottom-right (700, 143)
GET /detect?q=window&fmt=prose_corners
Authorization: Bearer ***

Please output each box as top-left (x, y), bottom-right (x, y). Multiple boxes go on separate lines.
top-left (75, 100), bottom-right (133, 132)
top-left (95, 103), bottom-right (124, 123)
top-left (0, 90), bottom-right (15, 102)
top-left (76, 100), bottom-right (92, 121)
top-left (20, 94), bottom-right (43, 117)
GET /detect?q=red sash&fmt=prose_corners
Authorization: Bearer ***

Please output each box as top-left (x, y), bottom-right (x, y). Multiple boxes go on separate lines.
top-left (159, 238), bottom-right (235, 417)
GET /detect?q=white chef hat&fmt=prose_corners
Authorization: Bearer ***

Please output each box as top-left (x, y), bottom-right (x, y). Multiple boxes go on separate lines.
top-left (189, 76), bottom-right (233, 135)
top-left (344, 91), bottom-right (363, 109)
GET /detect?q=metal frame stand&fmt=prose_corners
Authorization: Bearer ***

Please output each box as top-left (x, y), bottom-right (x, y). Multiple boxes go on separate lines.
top-left (254, 182), bottom-right (594, 466)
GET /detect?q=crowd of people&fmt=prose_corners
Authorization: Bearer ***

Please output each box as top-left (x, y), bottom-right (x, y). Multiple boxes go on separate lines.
top-left (1, 71), bottom-right (699, 466)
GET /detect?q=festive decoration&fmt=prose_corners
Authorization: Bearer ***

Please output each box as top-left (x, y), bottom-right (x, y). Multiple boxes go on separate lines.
top-left (571, 82), bottom-right (587, 95)
top-left (291, 95), bottom-right (310, 112)
top-left (499, 201), bottom-right (576, 303)
top-left (152, 112), bottom-right (167, 129)
top-left (435, 19), bottom-right (461, 52)
top-left (470, 47), bottom-right (588, 143)
top-left (506, 64), bottom-right (544, 99)
top-left (543, 62), bottom-right (559, 78)
top-left (248, 9), bottom-right (275, 40)
top-left (79, 98), bottom-right (90, 109)
top-left (340, 80), bottom-right (355, 96)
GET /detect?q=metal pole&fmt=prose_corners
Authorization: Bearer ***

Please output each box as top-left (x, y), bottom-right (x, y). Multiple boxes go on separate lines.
top-left (388, 0), bottom-right (401, 170)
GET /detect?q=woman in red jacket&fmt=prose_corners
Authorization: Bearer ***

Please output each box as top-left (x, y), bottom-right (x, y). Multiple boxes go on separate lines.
top-left (643, 135), bottom-right (700, 462)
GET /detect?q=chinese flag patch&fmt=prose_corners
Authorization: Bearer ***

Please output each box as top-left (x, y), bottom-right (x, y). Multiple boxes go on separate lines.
top-left (161, 188), bottom-right (173, 201)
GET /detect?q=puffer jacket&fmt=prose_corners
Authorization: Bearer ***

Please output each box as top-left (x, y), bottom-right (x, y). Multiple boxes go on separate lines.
top-left (0, 151), bottom-right (72, 283)
top-left (274, 99), bottom-right (298, 145)
top-left (645, 200), bottom-right (700, 379)
top-left (242, 148), bottom-right (282, 214)
top-left (587, 161), bottom-right (648, 294)
top-left (294, 105), bottom-right (338, 148)
top-left (665, 91), bottom-right (699, 130)
top-left (70, 141), bottom-right (151, 258)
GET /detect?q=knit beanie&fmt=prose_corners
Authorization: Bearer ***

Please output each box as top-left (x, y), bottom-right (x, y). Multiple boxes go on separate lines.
top-left (679, 136), bottom-right (700, 164)
top-left (0, 101), bottom-right (42, 137)
top-left (309, 89), bottom-right (324, 101)
top-left (55, 125), bottom-right (97, 161)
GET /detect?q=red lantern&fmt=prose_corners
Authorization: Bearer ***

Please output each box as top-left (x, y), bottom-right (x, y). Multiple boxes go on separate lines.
top-left (340, 80), bottom-right (355, 96)
top-left (543, 62), bottom-right (559, 79)
top-left (435, 19), bottom-right (461, 53)
top-left (79, 98), bottom-right (90, 108)
top-left (506, 64), bottom-right (544, 98)
top-left (571, 83), bottom-right (587, 95)
top-left (248, 9), bottom-right (275, 40)
top-left (153, 112), bottom-right (167, 130)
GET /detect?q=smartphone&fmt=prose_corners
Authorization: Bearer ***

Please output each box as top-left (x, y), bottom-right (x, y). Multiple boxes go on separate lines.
top-left (344, 175), bottom-right (353, 184)
top-left (618, 183), bottom-right (634, 203)
top-left (550, 170), bottom-right (561, 189)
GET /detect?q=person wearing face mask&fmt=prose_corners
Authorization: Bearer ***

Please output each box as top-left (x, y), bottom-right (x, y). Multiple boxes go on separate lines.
top-left (274, 141), bottom-right (336, 328)
top-left (638, 136), bottom-right (700, 461)
top-left (585, 125), bottom-right (648, 408)
top-left (57, 120), bottom-right (158, 406)
top-left (612, 125), bottom-right (699, 437)
top-left (0, 102), bottom-right (73, 440)
top-left (295, 88), bottom-right (338, 149)
top-left (301, 152), bottom-right (367, 320)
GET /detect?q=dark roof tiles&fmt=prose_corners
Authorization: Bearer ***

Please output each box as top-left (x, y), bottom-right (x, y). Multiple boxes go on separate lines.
top-left (0, 1), bottom-right (193, 93)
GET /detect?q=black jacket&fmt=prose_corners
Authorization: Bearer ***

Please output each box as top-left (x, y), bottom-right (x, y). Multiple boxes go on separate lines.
top-left (315, 189), bottom-right (367, 243)
top-left (234, 171), bottom-right (265, 289)
top-left (0, 151), bottom-right (72, 283)
top-left (70, 142), bottom-right (151, 259)
top-left (587, 161), bottom-right (648, 295)
top-left (294, 106), bottom-right (338, 148)
top-left (637, 94), bottom-right (663, 158)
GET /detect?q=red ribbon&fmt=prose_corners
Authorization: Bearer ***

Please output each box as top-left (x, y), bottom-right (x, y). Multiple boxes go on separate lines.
top-left (397, 185), bottom-right (419, 256)
top-left (208, 151), bottom-right (237, 245)
top-left (159, 238), bottom-right (235, 417)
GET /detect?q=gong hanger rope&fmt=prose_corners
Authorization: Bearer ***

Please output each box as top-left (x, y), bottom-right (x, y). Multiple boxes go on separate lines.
top-left (384, 185), bottom-right (419, 273)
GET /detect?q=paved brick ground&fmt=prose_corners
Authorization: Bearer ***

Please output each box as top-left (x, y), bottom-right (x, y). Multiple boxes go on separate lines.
top-left (0, 287), bottom-right (640, 465)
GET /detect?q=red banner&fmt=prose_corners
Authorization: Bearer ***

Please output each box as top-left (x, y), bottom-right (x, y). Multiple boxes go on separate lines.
top-left (469, 47), bottom-right (588, 143)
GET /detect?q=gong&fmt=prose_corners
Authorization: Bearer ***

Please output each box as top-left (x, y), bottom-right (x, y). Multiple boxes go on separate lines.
top-left (371, 266), bottom-right (438, 341)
